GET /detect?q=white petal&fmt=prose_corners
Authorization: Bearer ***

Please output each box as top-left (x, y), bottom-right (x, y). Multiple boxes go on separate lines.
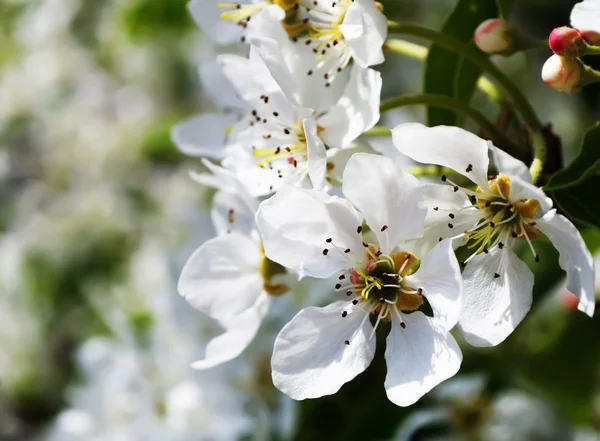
top-left (459, 247), bottom-right (534, 346)
top-left (339, 0), bottom-right (388, 68)
top-left (405, 183), bottom-right (479, 257)
top-left (218, 52), bottom-right (280, 103)
top-left (250, 35), bottom-right (303, 109)
top-left (188, 0), bottom-right (244, 44)
top-left (211, 190), bottom-right (256, 236)
top-left (178, 233), bottom-right (262, 322)
top-left (384, 313), bottom-right (462, 407)
top-left (325, 141), bottom-right (377, 183)
top-left (571, 0), bottom-right (600, 35)
top-left (191, 293), bottom-right (270, 370)
top-left (489, 143), bottom-right (531, 183)
top-left (392, 123), bottom-right (490, 189)
top-left (198, 61), bottom-right (243, 110)
top-left (271, 301), bottom-right (375, 400)
top-left (403, 240), bottom-right (463, 332)
top-left (171, 113), bottom-right (237, 159)
top-left (318, 66), bottom-right (382, 148)
top-left (507, 175), bottom-right (553, 214)
top-left (256, 185), bottom-right (364, 278)
top-left (304, 117), bottom-right (327, 191)
top-left (535, 210), bottom-right (595, 317)
top-left (342, 153), bottom-right (426, 253)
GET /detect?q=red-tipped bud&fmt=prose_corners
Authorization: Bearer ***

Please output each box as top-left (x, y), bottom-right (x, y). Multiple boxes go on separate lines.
top-left (474, 19), bottom-right (514, 54)
top-left (542, 54), bottom-right (585, 93)
top-left (549, 26), bottom-right (587, 58)
top-left (561, 289), bottom-right (579, 310)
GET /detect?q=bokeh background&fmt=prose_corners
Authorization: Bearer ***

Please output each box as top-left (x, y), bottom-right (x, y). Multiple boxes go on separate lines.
top-left (0, 0), bottom-right (599, 440)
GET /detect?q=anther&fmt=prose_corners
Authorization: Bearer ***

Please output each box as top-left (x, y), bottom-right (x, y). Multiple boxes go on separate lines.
top-left (535, 255), bottom-right (540, 263)
top-left (357, 226), bottom-right (362, 234)
top-left (489, 222), bottom-right (495, 228)
top-left (251, 110), bottom-right (257, 116)
top-left (448, 223), bottom-right (454, 228)
top-left (449, 213), bottom-right (455, 219)
top-left (498, 242), bottom-right (505, 249)
top-left (273, 111), bottom-right (279, 116)
top-left (284, 128), bottom-right (290, 135)
top-left (346, 291), bottom-right (352, 296)
top-left (344, 248), bottom-right (351, 253)
top-left (441, 174), bottom-right (447, 182)
top-left (344, 340), bottom-right (350, 345)
top-left (466, 164), bottom-right (473, 172)
top-left (335, 283), bottom-right (342, 289)
top-left (433, 207), bottom-right (439, 211)
top-left (381, 225), bottom-right (388, 232)
top-left (453, 186), bottom-right (459, 192)
top-left (352, 299), bottom-right (358, 305)
top-left (362, 241), bottom-right (368, 247)
top-left (342, 311), bottom-right (347, 317)
top-left (323, 249), bottom-right (329, 255)
top-left (326, 238), bottom-right (332, 243)
top-left (339, 275), bottom-right (345, 280)
top-left (494, 273), bottom-right (500, 278)
top-left (307, 70), bottom-right (313, 76)
top-left (400, 322), bottom-right (406, 329)
top-left (438, 237), bottom-right (443, 242)
top-left (417, 288), bottom-right (423, 295)
top-left (305, 39), bottom-right (312, 45)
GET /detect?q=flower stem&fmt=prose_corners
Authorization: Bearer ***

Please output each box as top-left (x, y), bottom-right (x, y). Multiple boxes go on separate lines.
top-left (387, 21), bottom-right (544, 131)
top-left (385, 38), bottom-right (501, 101)
top-left (380, 94), bottom-right (521, 157)
top-left (529, 130), bottom-right (546, 184)
top-left (363, 126), bottom-right (391, 137)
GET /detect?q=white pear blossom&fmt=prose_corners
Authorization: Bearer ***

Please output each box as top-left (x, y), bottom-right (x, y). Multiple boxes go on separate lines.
top-left (179, 161), bottom-right (292, 369)
top-left (256, 153), bottom-right (463, 406)
top-left (174, 43), bottom-right (381, 196)
top-left (571, 0), bottom-right (600, 44)
top-left (187, 0), bottom-right (388, 73)
top-left (392, 123), bottom-right (595, 347)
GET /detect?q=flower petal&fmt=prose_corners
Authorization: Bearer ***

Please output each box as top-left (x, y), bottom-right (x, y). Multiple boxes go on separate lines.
top-left (535, 210), bottom-right (595, 317)
top-left (405, 183), bottom-right (480, 257)
top-left (325, 141), bottom-right (377, 183)
top-left (392, 123), bottom-right (490, 189)
top-left (571, 0), bottom-right (600, 36)
top-left (459, 247), bottom-right (534, 346)
top-left (191, 293), bottom-right (270, 370)
top-left (188, 0), bottom-right (244, 44)
top-left (318, 66), bottom-right (382, 148)
top-left (403, 239), bottom-right (463, 332)
top-left (507, 175), bottom-right (553, 214)
top-left (385, 313), bottom-right (462, 407)
top-left (342, 153), bottom-right (426, 253)
top-left (178, 233), bottom-right (262, 322)
top-left (304, 117), bottom-right (328, 191)
top-left (489, 143), bottom-right (531, 183)
top-left (271, 301), bottom-right (375, 400)
top-left (171, 113), bottom-right (237, 159)
top-left (339, 0), bottom-right (388, 67)
top-left (198, 61), bottom-right (243, 111)
top-left (211, 190), bottom-right (256, 236)
top-left (256, 185), bottom-right (364, 278)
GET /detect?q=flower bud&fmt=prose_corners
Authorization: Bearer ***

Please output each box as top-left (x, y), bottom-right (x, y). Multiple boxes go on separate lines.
top-left (549, 26), bottom-right (587, 58)
top-left (474, 19), bottom-right (514, 54)
top-left (542, 54), bottom-right (584, 93)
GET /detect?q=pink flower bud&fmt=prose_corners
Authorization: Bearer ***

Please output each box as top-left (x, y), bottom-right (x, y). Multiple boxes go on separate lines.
top-left (549, 26), bottom-right (587, 58)
top-left (474, 19), bottom-right (514, 54)
top-left (542, 54), bottom-right (584, 93)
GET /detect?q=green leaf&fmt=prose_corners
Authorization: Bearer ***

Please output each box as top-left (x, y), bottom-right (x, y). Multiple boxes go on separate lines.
top-left (546, 122), bottom-right (600, 190)
top-left (424, 0), bottom-right (498, 127)
top-left (495, 0), bottom-right (516, 17)
top-left (550, 176), bottom-right (600, 228)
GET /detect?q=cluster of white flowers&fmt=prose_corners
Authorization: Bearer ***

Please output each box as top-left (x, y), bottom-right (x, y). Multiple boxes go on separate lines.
top-left (175, 0), bottom-right (596, 408)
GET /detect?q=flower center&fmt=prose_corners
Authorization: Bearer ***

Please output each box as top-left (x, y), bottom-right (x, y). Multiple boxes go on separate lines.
top-left (336, 246), bottom-right (426, 324)
top-left (441, 173), bottom-right (542, 262)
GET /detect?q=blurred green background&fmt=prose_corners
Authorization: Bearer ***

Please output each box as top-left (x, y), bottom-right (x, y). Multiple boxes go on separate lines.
top-left (0, 0), bottom-right (599, 440)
